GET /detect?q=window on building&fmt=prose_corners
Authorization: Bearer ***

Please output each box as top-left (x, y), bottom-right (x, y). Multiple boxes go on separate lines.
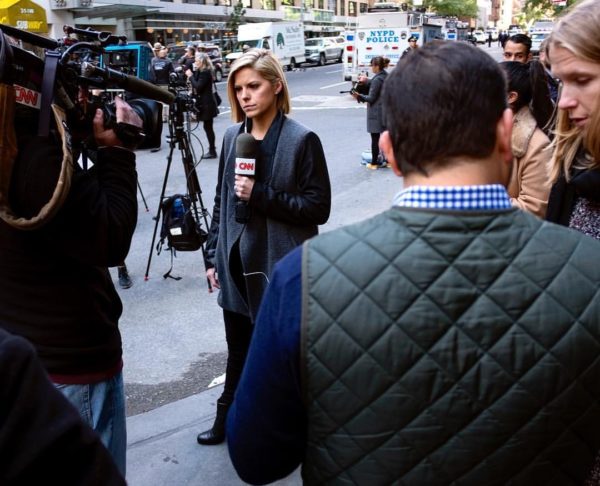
top-left (262, 0), bottom-right (275, 8)
top-left (327, 0), bottom-right (335, 13)
top-left (348, 1), bottom-right (356, 16)
top-left (359, 2), bottom-right (367, 13)
top-left (340, 0), bottom-right (345, 16)
top-left (281, 0), bottom-right (294, 5)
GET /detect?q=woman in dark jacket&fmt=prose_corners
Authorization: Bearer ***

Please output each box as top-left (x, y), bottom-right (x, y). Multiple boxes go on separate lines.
top-left (545, 1), bottom-right (600, 241)
top-left (196, 49), bottom-right (331, 446)
top-left (186, 53), bottom-right (219, 158)
top-left (353, 56), bottom-right (388, 169)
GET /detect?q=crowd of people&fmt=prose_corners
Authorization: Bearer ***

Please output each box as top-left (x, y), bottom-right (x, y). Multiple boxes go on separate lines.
top-left (1, 0), bottom-right (600, 483)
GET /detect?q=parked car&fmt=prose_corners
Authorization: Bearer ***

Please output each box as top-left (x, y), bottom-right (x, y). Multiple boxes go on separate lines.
top-left (473, 30), bottom-right (487, 44)
top-left (167, 43), bottom-right (228, 81)
top-left (304, 37), bottom-right (343, 66)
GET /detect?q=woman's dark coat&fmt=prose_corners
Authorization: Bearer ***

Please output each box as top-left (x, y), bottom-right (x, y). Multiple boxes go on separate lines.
top-left (190, 69), bottom-right (218, 121)
top-left (358, 70), bottom-right (387, 134)
top-left (205, 113), bottom-right (331, 321)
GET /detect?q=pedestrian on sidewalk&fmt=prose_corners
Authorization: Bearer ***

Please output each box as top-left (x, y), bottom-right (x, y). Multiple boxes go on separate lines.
top-left (500, 60), bottom-right (553, 217)
top-left (352, 56), bottom-right (388, 169)
top-left (226, 40), bottom-right (600, 485)
top-left (197, 48), bottom-right (331, 446)
top-left (187, 53), bottom-right (219, 159)
top-left (545, 0), bottom-right (600, 242)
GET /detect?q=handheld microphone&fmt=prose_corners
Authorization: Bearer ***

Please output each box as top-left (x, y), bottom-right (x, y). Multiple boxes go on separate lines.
top-left (234, 132), bottom-right (258, 223)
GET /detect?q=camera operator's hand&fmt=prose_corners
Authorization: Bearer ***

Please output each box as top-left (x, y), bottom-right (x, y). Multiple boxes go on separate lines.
top-left (185, 69), bottom-right (193, 78)
top-left (93, 96), bottom-right (143, 150)
top-left (358, 74), bottom-right (368, 84)
top-left (206, 268), bottom-right (220, 292)
top-left (234, 175), bottom-right (254, 202)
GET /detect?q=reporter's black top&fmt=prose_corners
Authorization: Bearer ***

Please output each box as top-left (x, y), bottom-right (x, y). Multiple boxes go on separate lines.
top-left (0, 138), bottom-right (137, 380)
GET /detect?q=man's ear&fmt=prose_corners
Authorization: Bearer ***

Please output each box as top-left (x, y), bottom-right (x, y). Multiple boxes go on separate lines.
top-left (380, 131), bottom-right (402, 176)
top-left (496, 108), bottom-right (514, 166)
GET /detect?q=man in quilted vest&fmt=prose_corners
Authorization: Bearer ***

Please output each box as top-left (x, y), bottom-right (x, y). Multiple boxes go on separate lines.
top-left (226, 41), bottom-right (600, 485)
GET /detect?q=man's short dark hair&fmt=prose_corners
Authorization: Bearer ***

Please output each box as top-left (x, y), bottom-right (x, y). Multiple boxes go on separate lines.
top-left (382, 41), bottom-right (507, 175)
top-left (507, 33), bottom-right (532, 54)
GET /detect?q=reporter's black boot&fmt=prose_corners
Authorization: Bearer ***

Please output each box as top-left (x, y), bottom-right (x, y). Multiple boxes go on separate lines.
top-left (197, 401), bottom-right (229, 445)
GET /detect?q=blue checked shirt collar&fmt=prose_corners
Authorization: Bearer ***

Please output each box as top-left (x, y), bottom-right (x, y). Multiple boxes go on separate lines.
top-left (392, 184), bottom-right (512, 211)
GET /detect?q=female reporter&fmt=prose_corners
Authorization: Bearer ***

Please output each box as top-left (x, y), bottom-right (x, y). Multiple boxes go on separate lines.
top-left (186, 53), bottom-right (218, 159)
top-left (499, 61), bottom-right (553, 218)
top-left (545, 0), bottom-right (600, 240)
top-left (197, 49), bottom-right (331, 445)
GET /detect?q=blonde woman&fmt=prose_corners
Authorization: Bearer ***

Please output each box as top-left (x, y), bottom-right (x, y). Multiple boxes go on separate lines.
top-left (546, 0), bottom-right (600, 239)
top-left (197, 49), bottom-right (331, 445)
top-left (186, 53), bottom-right (219, 158)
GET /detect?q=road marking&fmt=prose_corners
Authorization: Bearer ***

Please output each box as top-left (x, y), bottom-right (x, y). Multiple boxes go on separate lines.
top-left (320, 81), bottom-right (347, 90)
top-left (326, 69), bottom-right (342, 74)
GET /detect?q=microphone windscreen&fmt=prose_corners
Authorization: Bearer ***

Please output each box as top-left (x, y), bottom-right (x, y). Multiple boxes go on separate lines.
top-left (235, 132), bottom-right (258, 159)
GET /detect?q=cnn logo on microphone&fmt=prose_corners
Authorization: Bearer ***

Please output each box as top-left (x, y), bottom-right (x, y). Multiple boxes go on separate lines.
top-left (235, 158), bottom-right (255, 175)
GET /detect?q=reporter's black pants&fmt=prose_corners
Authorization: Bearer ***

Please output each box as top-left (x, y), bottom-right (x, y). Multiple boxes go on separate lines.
top-left (219, 309), bottom-right (254, 406)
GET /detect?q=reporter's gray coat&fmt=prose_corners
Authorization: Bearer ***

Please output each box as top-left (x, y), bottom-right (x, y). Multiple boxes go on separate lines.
top-left (205, 113), bottom-right (331, 321)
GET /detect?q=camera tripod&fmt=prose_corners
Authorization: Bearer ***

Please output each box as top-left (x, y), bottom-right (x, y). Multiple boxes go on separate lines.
top-left (144, 92), bottom-right (211, 283)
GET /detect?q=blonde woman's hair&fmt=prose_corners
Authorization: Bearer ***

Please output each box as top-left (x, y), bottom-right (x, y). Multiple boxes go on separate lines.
top-left (195, 52), bottom-right (214, 72)
top-left (548, 0), bottom-right (600, 182)
top-left (226, 48), bottom-right (291, 122)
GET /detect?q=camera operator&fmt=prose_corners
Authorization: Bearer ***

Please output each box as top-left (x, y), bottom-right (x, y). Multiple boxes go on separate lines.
top-left (0, 95), bottom-right (142, 475)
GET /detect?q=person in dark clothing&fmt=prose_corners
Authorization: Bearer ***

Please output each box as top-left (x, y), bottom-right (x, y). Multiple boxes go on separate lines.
top-left (149, 44), bottom-right (174, 86)
top-left (187, 52), bottom-right (219, 159)
top-left (545, 0), bottom-right (600, 241)
top-left (179, 45), bottom-right (196, 71)
top-left (0, 328), bottom-right (125, 485)
top-left (353, 56), bottom-right (388, 169)
top-left (401, 35), bottom-right (418, 58)
top-left (196, 48), bottom-right (331, 446)
top-left (226, 40), bottom-right (600, 486)
top-left (0, 95), bottom-right (141, 474)
top-left (487, 31), bottom-right (493, 47)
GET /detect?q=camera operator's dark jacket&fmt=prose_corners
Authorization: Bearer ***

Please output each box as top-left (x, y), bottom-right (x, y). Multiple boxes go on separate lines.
top-left (150, 56), bottom-right (174, 86)
top-left (0, 139), bottom-right (137, 378)
top-left (189, 69), bottom-right (218, 122)
top-left (205, 112), bottom-right (331, 321)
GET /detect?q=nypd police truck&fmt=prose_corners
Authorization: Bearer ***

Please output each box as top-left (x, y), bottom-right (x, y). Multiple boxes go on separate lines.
top-left (349, 3), bottom-right (419, 82)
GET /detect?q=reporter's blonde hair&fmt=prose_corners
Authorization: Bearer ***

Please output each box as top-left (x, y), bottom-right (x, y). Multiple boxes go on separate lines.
top-left (227, 49), bottom-right (291, 122)
top-left (548, 0), bottom-right (600, 182)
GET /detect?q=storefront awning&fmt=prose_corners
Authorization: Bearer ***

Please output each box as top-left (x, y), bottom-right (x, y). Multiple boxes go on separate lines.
top-left (0, 0), bottom-right (47, 33)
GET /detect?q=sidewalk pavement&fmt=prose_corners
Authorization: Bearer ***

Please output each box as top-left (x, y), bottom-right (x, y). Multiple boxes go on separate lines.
top-left (126, 384), bottom-right (302, 485)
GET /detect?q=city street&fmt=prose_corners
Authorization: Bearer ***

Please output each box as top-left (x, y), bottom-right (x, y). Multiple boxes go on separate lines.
top-left (119, 42), bottom-right (505, 417)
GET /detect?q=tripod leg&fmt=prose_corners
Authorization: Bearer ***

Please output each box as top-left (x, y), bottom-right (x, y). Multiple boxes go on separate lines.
top-left (144, 141), bottom-right (177, 280)
top-left (137, 180), bottom-right (149, 212)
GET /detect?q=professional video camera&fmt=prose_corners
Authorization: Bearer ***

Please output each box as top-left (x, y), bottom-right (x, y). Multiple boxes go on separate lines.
top-left (0, 24), bottom-right (175, 149)
top-left (0, 23), bottom-right (177, 230)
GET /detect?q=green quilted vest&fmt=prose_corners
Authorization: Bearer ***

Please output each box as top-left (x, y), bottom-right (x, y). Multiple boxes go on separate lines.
top-left (301, 207), bottom-right (600, 485)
